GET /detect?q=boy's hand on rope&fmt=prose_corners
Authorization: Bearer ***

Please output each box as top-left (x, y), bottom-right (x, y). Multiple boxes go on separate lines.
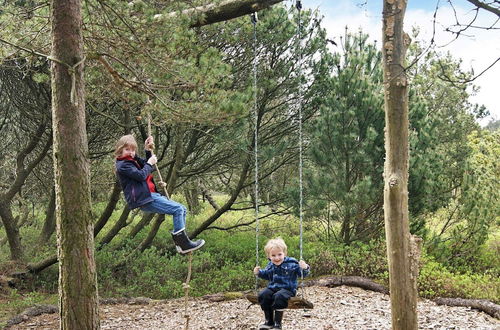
top-left (145, 136), bottom-right (154, 151)
top-left (147, 155), bottom-right (157, 166)
top-left (253, 266), bottom-right (261, 275)
top-left (299, 260), bottom-right (309, 270)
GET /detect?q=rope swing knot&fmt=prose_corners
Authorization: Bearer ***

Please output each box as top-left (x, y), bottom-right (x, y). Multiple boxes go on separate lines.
top-left (67, 56), bottom-right (86, 107)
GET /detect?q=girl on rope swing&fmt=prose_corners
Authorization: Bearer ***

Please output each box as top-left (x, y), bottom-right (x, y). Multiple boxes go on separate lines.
top-left (114, 134), bottom-right (205, 253)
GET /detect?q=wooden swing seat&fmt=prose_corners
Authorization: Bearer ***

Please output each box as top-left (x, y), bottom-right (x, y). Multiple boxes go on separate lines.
top-left (245, 293), bottom-right (314, 309)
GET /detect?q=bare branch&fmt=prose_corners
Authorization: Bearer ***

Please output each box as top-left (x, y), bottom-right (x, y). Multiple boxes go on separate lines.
top-left (437, 56), bottom-right (500, 85)
top-left (466, 0), bottom-right (500, 17)
top-left (165, 0), bottom-right (285, 27)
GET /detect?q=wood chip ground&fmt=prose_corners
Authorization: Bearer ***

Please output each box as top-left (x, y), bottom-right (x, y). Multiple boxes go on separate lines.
top-left (7, 286), bottom-right (500, 329)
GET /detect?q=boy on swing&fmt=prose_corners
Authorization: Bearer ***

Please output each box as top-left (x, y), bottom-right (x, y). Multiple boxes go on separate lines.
top-left (253, 237), bottom-right (310, 329)
top-left (114, 134), bottom-right (204, 254)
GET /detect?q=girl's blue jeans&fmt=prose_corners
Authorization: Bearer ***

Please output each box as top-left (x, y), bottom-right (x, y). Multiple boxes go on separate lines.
top-left (140, 192), bottom-right (186, 233)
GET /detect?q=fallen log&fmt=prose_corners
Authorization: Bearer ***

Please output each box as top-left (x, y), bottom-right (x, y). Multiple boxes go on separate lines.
top-left (434, 297), bottom-right (500, 319)
top-left (302, 275), bottom-right (389, 294)
top-left (245, 293), bottom-right (314, 309)
top-left (201, 276), bottom-right (387, 308)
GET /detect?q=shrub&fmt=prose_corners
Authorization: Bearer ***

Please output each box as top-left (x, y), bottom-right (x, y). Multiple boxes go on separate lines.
top-left (418, 255), bottom-right (499, 303)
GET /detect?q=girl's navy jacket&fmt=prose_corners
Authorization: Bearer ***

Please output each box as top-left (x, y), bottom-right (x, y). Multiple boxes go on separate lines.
top-left (115, 150), bottom-right (155, 209)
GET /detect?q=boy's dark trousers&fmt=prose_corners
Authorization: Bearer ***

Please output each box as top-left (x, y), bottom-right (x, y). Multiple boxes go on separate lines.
top-left (258, 288), bottom-right (294, 311)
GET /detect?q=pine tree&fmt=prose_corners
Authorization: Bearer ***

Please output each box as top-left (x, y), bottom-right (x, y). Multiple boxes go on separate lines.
top-left (306, 31), bottom-right (385, 244)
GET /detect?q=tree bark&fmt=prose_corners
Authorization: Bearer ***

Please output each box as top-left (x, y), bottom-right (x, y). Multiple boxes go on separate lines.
top-left (201, 184), bottom-right (219, 211)
top-left (27, 255), bottom-right (59, 274)
top-left (98, 206), bottom-right (131, 248)
top-left (166, 0), bottom-right (285, 27)
top-left (434, 297), bottom-right (500, 319)
top-left (0, 120), bottom-right (51, 260)
top-left (382, 1), bottom-right (417, 329)
top-left (128, 212), bottom-right (155, 239)
top-left (302, 275), bottom-right (389, 294)
top-left (245, 293), bottom-right (313, 309)
top-left (39, 187), bottom-right (56, 244)
top-left (51, 0), bottom-right (99, 328)
top-left (0, 204), bottom-right (23, 260)
top-left (166, 127), bottom-right (185, 196)
top-left (137, 214), bottom-right (165, 252)
top-left (184, 185), bottom-right (201, 215)
top-left (465, 0), bottom-right (500, 17)
top-left (190, 161), bottom-right (250, 238)
top-left (93, 180), bottom-right (122, 237)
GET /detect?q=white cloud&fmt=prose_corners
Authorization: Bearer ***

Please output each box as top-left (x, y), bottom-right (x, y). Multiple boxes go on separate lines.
top-left (405, 6), bottom-right (500, 124)
top-left (305, 0), bottom-right (500, 124)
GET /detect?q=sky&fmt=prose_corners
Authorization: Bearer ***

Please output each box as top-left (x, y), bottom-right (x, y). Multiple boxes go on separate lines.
top-left (293, 0), bottom-right (500, 125)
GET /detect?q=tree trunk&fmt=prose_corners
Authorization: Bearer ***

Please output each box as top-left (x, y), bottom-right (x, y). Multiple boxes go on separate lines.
top-left (0, 202), bottom-right (23, 260)
top-left (137, 214), bottom-right (165, 252)
top-left (190, 161), bottom-right (251, 238)
top-left (184, 185), bottom-right (201, 215)
top-left (382, 1), bottom-right (417, 329)
top-left (94, 180), bottom-right (122, 237)
top-left (166, 0), bottom-right (285, 28)
top-left (128, 212), bottom-right (155, 239)
top-left (39, 187), bottom-right (56, 244)
top-left (201, 184), bottom-right (219, 211)
top-left (166, 127), bottom-right (185, 196)
top-left (0, 120), bottom-right (50, 260)
top-left (98, 206), bottom-right (131, 248)
top-left (434, 297), bottom-right (500, 319)
top-left (27, 255), bottom-right (59, 274)
top-left (51, 0), bottom-right (99, 328)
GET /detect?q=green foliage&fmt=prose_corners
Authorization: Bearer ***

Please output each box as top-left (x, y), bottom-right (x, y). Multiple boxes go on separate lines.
top-left (485, 119), bottom-right (500, 131)
top-left (304, 30), bottom-right (385, 244)
top-left (418, 256), bottom-right (499, 303)
top-left (308, 240), bottom-right (388, 281)
top-left (426, 130), bottom-right (500, 271)
top-left (407, 39), bottom-right (483, 217)
top-left (92, 227), bottom-right (260, 299)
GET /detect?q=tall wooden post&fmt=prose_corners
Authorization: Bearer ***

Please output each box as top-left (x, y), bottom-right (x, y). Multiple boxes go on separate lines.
top-left (382, 0), bottom-right (418, 329)
top-left (51, 0), bottom-right (100, 328)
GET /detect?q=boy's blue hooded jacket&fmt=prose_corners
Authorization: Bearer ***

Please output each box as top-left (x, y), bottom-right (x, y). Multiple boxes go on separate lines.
top-left (257, 257), bottom-right (310, 294)
top-left (115, 150), bottom-right (156, 209)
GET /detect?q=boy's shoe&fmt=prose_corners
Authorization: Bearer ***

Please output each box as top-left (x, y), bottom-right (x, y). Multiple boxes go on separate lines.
top-left (171, 230), bottom-right (205, 254)
top-left (258, 309), bottom-right (274, 329)
top-left (272, 310), bottom-right (284, 329)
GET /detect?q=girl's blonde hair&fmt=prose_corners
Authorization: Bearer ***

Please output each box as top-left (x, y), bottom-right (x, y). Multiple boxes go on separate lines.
top-left (264, 237), bottom-right (288, 257)
top-left (114, 135), bottom-right (138, 158)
